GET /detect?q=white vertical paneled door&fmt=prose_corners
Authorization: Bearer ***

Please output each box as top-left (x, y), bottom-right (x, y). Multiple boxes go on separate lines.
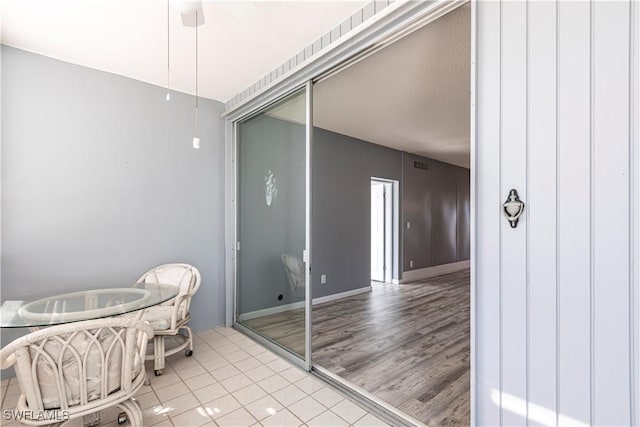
top-left (557, 2), bottom-right (592, 424)
top-left (527, 2), bottom-right (557, 425)
top-left (591, 2), bottom-right (632, 424)
top-left (475, 1), bottom-right (638, 426)
top-left (475, 0), bottom-right (502, 424)
top-left (500, 1), bottom-right (528, 426)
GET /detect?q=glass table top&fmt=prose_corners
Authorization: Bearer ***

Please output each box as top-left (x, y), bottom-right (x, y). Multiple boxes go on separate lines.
top-left (0, 283), bottom-right (178, 328)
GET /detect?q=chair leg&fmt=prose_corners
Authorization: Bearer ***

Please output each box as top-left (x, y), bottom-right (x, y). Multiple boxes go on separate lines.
top-left (116, 398), bottom-right (143, 426)
top-left (180, 325), bottom-right (194, 356)
top-left (153, 336), bottom-right (165, 375)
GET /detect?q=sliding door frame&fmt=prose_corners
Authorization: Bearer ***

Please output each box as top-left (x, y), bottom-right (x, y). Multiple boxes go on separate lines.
top-left (224, 0), bottom-right (474, 424)
top-left (304, 81), bottom-right (313, 370)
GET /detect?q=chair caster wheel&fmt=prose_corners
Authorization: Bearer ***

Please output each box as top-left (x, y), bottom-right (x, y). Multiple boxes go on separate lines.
top-left (185, 349), bottom-right (193, 357)
top-left (117, 412), bottom-right (127, 425)
top-left (154, 369), bottom-right (163, 376)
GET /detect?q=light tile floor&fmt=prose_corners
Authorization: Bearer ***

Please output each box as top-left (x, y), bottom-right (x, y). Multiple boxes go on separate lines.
top-left (0, 326), bottom-right (390, 427)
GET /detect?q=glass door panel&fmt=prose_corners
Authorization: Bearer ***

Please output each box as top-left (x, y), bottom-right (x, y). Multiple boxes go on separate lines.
top-left (236, 89), bottom-right (307, 360)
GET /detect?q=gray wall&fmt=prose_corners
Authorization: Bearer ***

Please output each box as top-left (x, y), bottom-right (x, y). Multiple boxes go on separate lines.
top-left (1, 46), bottom-right (226, 342)
top-left (402, 153), bottom-right (470, 271)
top-left (312, 127), bottom-right (402, 298)
top-left (237, 115), bottom-right (306, 314)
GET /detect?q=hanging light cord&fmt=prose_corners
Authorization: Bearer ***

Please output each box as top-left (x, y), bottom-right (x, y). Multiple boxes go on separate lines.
top-left (167, 1), bottom-right (170, 88)
top-left (166, 0), bottom-right (171, 99)
top-left (195, 10), bottom-right (199, 138)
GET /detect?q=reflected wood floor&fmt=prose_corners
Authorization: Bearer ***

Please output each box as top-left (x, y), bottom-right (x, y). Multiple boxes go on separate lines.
top-left (244, 269), bottom-right (470, 426)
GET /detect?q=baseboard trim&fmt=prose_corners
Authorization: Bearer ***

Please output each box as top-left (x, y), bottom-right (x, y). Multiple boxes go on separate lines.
top-left (238, 286), bottom-right (372, 321)
top-left (238, 301), bottom-right (305, 321)
top-left (313, 286), bottom-right (371, 305)
top-left (399, 260), bottom-right (470, 283)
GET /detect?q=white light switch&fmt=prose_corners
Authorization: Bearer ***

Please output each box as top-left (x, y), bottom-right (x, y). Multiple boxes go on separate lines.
top-left (406, 221), bottom-right (411, 229)
top-left (321, 274), bottom-right (327, 284)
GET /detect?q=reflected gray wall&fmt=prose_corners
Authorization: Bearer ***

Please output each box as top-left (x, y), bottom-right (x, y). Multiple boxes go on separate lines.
top-left (1, 47), bottom-right (226, 349)
top-left (312, 128), bottom-right (402, 298)
top-left (402, 153), bottom-right (470, 271)
top-left (237, 115), bottom-right (306, 314)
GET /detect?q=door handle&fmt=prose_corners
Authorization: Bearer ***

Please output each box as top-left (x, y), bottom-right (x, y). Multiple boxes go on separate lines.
top-left (503, 189), bottom-right (525, 228)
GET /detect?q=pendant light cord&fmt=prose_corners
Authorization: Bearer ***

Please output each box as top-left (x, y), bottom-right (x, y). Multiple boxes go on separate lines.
top-left (167, 0), bottom-right (170, 96)
top-left (195, 10), bottom-right (199, 137)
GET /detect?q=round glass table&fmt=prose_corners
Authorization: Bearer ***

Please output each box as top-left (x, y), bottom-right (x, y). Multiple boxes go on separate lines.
top-left (0, 283), bottom-right (178, 328)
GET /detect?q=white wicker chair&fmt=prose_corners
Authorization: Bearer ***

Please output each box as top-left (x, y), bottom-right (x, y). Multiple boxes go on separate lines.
top-left (136, 263), bottom-right (201, 376)
top-left (0, 317), bottom-right (154, 426)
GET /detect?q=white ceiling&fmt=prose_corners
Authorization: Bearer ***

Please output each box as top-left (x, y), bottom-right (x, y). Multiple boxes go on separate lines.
top-left (0, 0), bottom-right (368, 102)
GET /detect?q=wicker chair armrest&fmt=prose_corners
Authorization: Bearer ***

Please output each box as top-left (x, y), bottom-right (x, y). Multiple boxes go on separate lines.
top-left (169, 294), bottom-right (191, 329)
top-left (0, 351), bottom-right (17, 370)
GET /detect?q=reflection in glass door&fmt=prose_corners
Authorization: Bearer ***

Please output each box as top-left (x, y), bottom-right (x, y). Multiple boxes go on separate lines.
top-left (235, 88), bottom-right (309, 362)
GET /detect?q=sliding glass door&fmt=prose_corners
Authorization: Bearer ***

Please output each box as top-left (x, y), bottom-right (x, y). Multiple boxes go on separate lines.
top-left (235, 87), bottom-right (311, 364)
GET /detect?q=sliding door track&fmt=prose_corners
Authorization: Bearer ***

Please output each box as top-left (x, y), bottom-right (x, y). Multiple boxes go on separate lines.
top-left (233, 324), bottom-right (425, 426)
top-left (311, 365), bottom-right (426, 427)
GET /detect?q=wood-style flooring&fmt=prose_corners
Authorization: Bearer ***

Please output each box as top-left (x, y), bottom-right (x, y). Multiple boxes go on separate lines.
top-left (243, 269), bottom-right (470, 426)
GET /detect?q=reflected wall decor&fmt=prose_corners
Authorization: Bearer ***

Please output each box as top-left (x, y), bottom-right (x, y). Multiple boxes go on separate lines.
top-left (264, 169), bottom-right (278, 207)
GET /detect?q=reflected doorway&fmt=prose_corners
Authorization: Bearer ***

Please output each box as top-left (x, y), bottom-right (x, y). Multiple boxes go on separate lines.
top-left (371, 178), bottom-right (394, 283)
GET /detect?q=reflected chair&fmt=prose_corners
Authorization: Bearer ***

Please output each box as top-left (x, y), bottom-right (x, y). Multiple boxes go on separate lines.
top-left (0, 317), bottom-right (153, 426)
top-left (136, 263), bottom-right (201, 376)
top-left (282, 254), bottom-right (305, 297)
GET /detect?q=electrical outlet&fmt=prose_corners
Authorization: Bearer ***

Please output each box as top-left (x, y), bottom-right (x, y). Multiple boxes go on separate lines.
top-left (409, 260), bottom-right (414, 268)
top-left (321, 274), bottom-right (327, 284)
